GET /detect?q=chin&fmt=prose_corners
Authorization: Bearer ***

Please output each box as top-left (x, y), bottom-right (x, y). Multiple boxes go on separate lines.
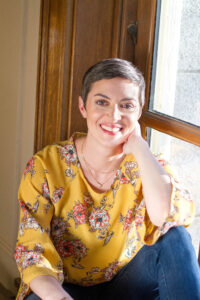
top-left (99, 134), bottom-right (126, 148)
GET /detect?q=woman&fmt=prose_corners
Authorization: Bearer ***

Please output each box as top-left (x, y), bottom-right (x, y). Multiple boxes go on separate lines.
top-left (15, 59), bottom-right (200, 300)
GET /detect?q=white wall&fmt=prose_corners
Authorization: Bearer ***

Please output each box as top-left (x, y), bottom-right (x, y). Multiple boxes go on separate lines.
top-left (0, 0), bottom-right (40, 293)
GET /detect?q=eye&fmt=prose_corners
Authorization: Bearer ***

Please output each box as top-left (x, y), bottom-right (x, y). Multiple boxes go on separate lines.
top-left (95, 99), bottom-right (109, 106)
top-left (120, 103), bottom-right (136, 110)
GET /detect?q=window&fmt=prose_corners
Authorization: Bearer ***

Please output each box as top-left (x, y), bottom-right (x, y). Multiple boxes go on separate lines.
top-left (141, 0), bottom-right (200, 255)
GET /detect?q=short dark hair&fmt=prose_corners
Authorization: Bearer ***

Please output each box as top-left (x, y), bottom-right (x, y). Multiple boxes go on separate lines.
top-left (81, 58), bottom-right (146, 107)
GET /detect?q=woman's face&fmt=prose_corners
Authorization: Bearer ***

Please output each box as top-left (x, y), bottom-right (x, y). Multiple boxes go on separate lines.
top-left (79, 77), bottom-right (142, 147)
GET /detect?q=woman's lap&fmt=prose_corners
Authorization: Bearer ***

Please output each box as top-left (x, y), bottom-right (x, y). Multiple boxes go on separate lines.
top-left (25, 226), bottom-right (200, 300)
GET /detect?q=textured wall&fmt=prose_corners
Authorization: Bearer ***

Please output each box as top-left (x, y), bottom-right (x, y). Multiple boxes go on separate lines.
top-left (0, 0), bottom-right (40, 293)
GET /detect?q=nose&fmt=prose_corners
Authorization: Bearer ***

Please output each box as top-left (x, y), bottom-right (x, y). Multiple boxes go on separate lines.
top-left (109, 104), bottom-right (121, 121)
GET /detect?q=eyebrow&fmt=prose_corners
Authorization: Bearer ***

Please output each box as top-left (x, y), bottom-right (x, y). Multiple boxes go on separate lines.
top-left (94, 93), bottom-right (111, 99)
top-left (120, 98), bottom-right (137, 102)
top-left (94, 93), bottom-right (137, 102)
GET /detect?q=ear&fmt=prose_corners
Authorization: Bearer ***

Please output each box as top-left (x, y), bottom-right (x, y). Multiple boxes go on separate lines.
top-left (78, 96), bottom-right (87, 118)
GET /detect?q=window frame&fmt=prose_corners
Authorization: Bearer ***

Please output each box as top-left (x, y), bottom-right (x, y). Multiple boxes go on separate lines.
top-left (134, 0), bottom-right (200, 147)
top-left (135, 0), bottom-right (200, 263)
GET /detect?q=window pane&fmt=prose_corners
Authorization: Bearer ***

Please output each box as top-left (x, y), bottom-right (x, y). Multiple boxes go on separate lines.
top-left (150, 0), bottom-right (200, 126)
top-left (148, 128), bottom-right (200, 255)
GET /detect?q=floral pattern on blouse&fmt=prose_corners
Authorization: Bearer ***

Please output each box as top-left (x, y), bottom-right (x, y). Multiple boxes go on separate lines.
top-left (51, 216), bottom-right (71, 240)
top-left (80, 260), bottom-right (122, 286)
top-left (72, 202), bottom-right (88, 226)
top-left (58, 144), bottom-right (79, 165)
top-left (15, 243), bottom-right (44, 270)
top-left (41, 179), bottom-right (50, 200)
top-left (89, 207), bottom-right (110, 232)
top-left (23, 157), bottom-right (36, 178)
top-left (15, 133), bottom-right (195, 300)
top-left (55, 238), bottom-right (88, 260)
top-left (52, 187), bottom-right (65, 203)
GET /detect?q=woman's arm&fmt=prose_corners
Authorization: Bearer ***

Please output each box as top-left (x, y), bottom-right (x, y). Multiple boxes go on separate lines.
top-left (123, 122), bottom-right (171, 227)
top-left (15, 153), bottom-right (71, 299)
top-left (30, 275), bottom-right (73, 300)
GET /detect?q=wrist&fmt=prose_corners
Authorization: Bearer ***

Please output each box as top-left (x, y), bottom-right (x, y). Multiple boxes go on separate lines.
top-left (131, 136), bottom-right (149, 158)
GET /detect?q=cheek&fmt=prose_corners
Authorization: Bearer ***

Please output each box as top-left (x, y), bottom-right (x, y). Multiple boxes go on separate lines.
top-left (86, 109), bottom-right (103, 124)
top-left (124, 115), bottom-right (139, 132)
top-left (129, 110), bottom-right (141, 122)
top-left (127, 114), bottom-right (138, 124)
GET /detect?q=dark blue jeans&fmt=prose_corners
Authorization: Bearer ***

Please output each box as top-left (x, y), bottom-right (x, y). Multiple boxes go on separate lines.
top-left (25, 226), bottom-right (200, 300)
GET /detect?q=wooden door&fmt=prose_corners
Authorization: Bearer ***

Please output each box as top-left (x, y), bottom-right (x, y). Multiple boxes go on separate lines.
top-left (34, 0), bottom-right (156, 152)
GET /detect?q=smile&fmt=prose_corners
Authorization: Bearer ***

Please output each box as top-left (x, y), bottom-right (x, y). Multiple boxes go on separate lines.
top-left (100, 124), bottom-right (122, 134)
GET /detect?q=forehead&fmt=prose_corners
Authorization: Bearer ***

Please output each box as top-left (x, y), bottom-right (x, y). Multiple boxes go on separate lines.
top-left (89, 77), bottom-right (140, 100)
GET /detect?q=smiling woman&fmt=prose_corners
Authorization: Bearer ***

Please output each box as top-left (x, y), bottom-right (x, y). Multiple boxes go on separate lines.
top-left (14, 59), bottom-right (200, 300)
top-left (78, 77), bottom-right (141, 149)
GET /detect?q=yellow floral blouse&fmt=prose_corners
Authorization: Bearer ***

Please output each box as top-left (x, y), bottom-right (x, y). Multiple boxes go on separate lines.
top-left (15, 133), bottom-right (194, 300)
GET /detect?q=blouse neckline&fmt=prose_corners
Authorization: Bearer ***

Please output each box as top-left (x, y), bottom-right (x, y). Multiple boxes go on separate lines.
top-left (70, 132), bottom-right (128, 196)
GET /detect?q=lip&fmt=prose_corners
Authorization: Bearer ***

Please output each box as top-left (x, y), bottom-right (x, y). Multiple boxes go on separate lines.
top-left (100, 123), bottom-right (122, 129)
top-left (100, 123), bottom-right (123, 135)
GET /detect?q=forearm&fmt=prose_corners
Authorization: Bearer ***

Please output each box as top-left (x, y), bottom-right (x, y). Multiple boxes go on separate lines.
top-left (132, 137), bottom-right (172, 226)
top-left (30, 275), bottom-right (73, 300)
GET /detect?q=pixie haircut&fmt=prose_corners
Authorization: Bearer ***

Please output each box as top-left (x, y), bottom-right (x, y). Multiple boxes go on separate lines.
top-left (81, 58), bottom-right (146, 107)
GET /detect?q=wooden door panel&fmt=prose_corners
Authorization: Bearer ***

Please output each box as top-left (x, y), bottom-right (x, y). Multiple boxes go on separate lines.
top-left (35, 0), bottom-right (74, 150)
top-left (35, 0), bottom-right (139, 152)
top-left (69, 0), bottom-right (121, 136)
top-left (118, 0), bottom-right (138, 61)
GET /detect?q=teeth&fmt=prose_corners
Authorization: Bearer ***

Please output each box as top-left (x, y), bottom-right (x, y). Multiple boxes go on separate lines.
top-left (101, 125), bottom-right (121, 132)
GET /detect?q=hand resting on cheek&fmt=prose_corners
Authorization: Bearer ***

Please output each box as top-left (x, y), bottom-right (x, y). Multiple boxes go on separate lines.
top-left (123, 121), bottom-right (145, 156)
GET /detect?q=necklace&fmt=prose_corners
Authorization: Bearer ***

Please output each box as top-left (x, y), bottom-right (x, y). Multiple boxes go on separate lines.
top-left (81, 139), bottom-right (118, 188)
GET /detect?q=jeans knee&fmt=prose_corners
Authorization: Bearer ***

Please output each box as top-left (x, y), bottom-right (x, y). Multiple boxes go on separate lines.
top-left (158, 226), bottom-right (192, 249)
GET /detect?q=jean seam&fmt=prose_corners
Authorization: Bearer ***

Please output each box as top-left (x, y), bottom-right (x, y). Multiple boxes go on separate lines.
top-left (159, 261), bottom-right (171, 300)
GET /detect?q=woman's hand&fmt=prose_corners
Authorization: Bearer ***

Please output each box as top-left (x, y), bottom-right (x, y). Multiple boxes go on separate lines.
top-left (30, 276), bottom-right (74, 300)
top-left (123, 121), bottom-right (146, 156)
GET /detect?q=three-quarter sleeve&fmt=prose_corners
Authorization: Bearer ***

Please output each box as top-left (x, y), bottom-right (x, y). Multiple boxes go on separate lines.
top-left (15, 155), bottom-right (64, 298)
top-left (137, 155), bottom-right (195, 245)
top-left (158, 157), bottom-right (194, 234)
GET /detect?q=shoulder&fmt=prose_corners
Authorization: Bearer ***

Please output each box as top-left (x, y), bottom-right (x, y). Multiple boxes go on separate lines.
top-left (33, 139), bottom-right (77, 166)
top-left (23, 138), bottom-right (77, 180)
top-left (34, 132), bottom-right (85, 165)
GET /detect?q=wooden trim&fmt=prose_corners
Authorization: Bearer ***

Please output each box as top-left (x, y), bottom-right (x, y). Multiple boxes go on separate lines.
top-left (135, 0), bottom-right (157, 109)
top-left (111, 0), bottom-right (122, 57)
top-left (34, 0), bottom-right (74, 151)
top-left (66, 0), bottom-right (77, 139)
top-left (119, 0), bottom-right (128, 56)
top-left (143, 0), bottom-right (157, 113)
top-left (134, 0), bottom-right (157, 138)
top-left (34, 0), bottom-right (50, 153)
top-left (141, 111), bottom-right (200, 147)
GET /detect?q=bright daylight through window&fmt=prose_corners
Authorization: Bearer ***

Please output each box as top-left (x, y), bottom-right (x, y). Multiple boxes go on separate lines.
top-left (148, 0), bottom-right (200, 254)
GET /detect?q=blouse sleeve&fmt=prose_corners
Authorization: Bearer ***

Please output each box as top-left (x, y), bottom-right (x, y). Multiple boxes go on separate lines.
top-left (138, 155), bottom-right (195, 245)
top-left (15, 154), bottom-right (64, 292)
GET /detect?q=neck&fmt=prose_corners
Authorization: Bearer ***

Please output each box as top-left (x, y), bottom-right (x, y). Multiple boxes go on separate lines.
top-left (83, 133), bottom-right (124, 171)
